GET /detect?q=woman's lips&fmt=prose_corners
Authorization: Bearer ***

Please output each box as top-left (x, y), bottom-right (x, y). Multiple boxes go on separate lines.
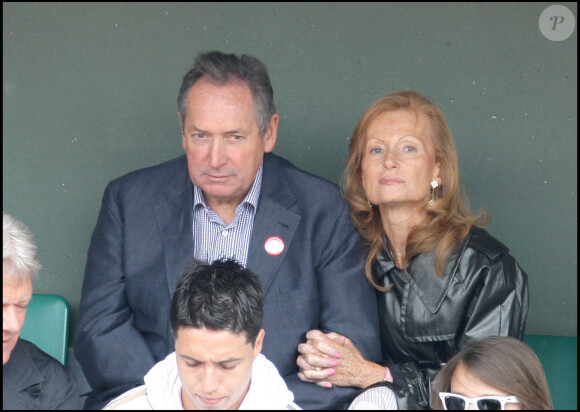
top-left (379, 176), bottom-right (404, 184)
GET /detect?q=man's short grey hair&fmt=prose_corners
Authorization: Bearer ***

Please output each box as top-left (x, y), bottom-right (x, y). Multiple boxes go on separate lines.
top-left (177, 51), bottom-right (276, 137)
top-left (3, 212), bottom-right (41, 282)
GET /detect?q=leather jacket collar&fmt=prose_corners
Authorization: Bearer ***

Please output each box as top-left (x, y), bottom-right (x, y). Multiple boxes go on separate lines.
top-left (374, 226), bottom-right (509, 314)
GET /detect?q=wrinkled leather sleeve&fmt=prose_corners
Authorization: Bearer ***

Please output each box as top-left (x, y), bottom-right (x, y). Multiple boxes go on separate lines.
top-left (458, 248), bottom-right (529, 348)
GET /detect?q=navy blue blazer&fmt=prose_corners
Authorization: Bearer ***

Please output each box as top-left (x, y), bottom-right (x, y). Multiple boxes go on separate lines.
top-left (74, 153), bottom-right (381, 409)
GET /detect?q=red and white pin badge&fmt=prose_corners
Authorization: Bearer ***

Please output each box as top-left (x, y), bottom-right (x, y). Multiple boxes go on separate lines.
top-left (264, 236), bottom-right (285, 256)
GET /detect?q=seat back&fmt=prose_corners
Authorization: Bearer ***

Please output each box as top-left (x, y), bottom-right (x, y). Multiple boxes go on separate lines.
top-left (523, 334), bottom-right (577, 410)
top-left (20, 293), bottom-right (70, 365)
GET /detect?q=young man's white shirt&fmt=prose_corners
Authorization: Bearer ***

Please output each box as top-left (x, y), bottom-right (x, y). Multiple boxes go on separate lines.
top-left (103, 352), bottom-right (300, 410)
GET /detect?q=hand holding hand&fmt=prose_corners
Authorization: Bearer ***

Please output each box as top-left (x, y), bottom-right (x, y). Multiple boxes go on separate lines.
top-left (297, 330), bottom-right (384, 389)
top-left (296, 330), bottom-right (340, 388)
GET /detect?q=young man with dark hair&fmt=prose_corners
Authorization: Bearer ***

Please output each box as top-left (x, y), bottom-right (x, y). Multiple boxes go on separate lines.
top-left (104, 259), bottom-right (299, 410)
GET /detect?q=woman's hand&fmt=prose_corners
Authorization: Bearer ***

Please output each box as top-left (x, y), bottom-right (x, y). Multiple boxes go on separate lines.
top-left (296, 330), bottom-right (341, 388)
top-left (297, 329), bottom-right (385, 389)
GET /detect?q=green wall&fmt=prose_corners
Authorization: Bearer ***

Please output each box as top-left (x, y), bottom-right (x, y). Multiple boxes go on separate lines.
top-left (4, 2), bottom-right (577, 340)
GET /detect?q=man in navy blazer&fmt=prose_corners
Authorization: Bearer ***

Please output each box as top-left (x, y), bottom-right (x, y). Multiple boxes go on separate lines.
top-left (74, 51), bottom-right (381, 409)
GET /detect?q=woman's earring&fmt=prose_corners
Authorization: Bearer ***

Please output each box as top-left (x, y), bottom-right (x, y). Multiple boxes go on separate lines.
top-left (428, 181), bottom-right (439, 205)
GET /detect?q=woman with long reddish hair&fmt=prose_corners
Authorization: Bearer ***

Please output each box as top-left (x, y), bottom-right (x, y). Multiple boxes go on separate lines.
top-left (296, 90), bottom-right (529, 409)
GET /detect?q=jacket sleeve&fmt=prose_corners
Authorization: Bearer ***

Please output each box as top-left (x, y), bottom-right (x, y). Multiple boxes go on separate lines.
top-left (316, 202), bottom-right (382, 360)
top-left (288, 202), bottom-right (382, 410)
top-left (458, 251), bottom-right (529, 348)
top-left (74, 181), bottom-right (156, 403)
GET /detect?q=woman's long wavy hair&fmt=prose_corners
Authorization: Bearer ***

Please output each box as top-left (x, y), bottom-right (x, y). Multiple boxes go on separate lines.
top-left (343, 90), bottom-right (488, 290)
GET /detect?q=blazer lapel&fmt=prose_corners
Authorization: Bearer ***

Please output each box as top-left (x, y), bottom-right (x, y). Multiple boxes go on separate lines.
top-left (247, 154), bottom-right (300, 295)
top-left (155, 169), bottom-right (193, 298)
top-left (247, 196), bottom-right (300, 295)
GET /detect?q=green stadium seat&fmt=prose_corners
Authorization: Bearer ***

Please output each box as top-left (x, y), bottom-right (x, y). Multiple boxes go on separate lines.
top-left (20, 294), bottom-right (70, 365)
top-left (524, 334), bottom-right (577, 410)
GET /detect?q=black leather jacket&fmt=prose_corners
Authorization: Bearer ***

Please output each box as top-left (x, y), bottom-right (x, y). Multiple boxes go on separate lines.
top-left (375, 226), bottom-right (529, 408)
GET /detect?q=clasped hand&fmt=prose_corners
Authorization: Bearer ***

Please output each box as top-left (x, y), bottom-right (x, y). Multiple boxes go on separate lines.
top-left (296, 329), bottom-right (369, 389)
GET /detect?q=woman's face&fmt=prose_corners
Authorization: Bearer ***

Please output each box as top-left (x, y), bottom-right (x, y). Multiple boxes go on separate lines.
top-left (450, 362), bottom-right (522, 410)
top-left (361, 109), bottom-right (440, 209)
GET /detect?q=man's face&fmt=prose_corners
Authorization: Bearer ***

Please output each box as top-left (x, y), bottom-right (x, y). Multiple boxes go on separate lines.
top-left (180, 79), bottom-right (278, 212)
top-left (175, 326), bottom-right (265, 410)
top-left (3, 270), bottom-right (32, 365)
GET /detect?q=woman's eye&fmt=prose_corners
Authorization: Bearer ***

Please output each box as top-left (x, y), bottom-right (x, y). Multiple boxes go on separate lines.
top-left (370, 148), bottom-right (383, 154)
top-left (403, 146), bottom-right (416, 152)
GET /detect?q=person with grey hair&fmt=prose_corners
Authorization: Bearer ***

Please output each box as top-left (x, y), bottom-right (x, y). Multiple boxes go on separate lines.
top-left (75, 51), bottom-right (381, 409)
top-left (3, 212), bottom-right (81, 409)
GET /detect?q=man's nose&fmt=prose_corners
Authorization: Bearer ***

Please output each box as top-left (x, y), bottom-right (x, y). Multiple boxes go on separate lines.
top-left (209, 139), bottom-right (227, 168)
top-left (3, 306), bottom-right (24, 333)
top-left (200, 366), bottom-right (220, 394)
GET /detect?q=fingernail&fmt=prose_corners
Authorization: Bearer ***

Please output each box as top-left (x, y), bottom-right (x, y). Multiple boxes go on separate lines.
top-left (325, 382), bottom-right (333, 388)
top-left (327, 369), bottom-right (336, 376)
top-left (334, 352), bottom-right (342, 358)
top-left (330, 360), bottom-right (338, 366)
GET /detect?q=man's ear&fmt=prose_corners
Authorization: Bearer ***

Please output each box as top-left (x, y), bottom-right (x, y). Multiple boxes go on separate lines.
top-left (253, 329), bottom-right (266, 358)
top-left (263, 114), bottom-right (278, 153)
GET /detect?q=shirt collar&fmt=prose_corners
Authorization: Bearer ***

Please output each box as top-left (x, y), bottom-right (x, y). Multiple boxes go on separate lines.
top-left (193, 164), bottom-right (263, 211)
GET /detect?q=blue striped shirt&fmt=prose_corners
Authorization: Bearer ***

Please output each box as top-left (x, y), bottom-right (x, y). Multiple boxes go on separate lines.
top-left (191, 165), bottom-right (262, 267)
